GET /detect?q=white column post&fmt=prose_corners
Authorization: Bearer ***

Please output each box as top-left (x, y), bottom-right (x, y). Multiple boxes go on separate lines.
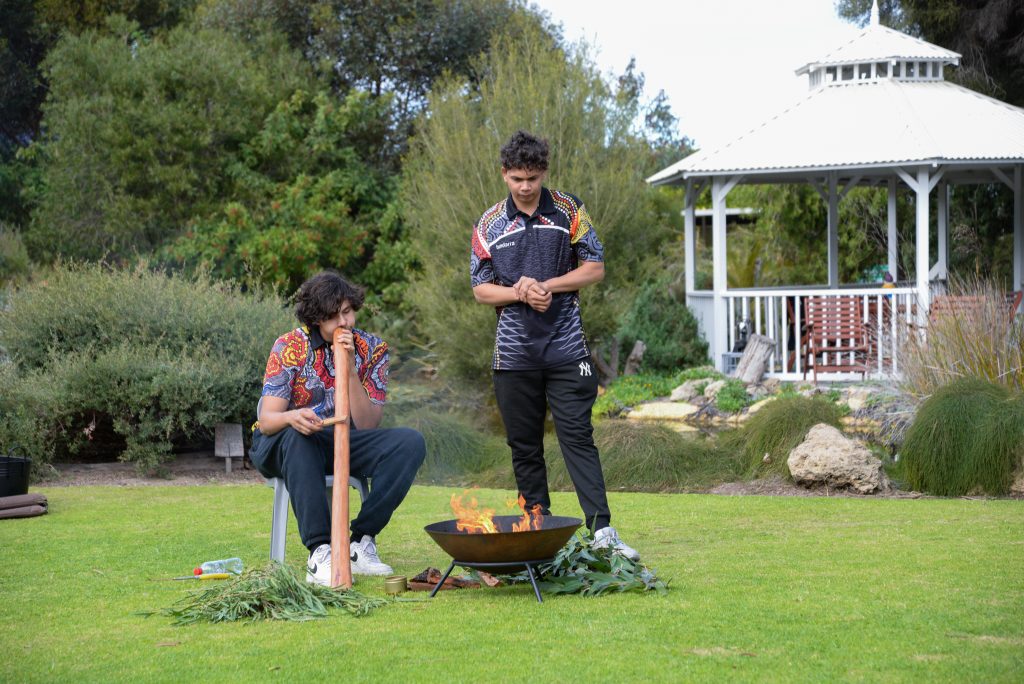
top-left (828, 172), bottom-right (839, 288)
top-left (915, 167), bottom-right (931, 323)
top-left (684, 179), bottom-right (697, 294)
top-left (712, 177), bottom-right (729, 372)
top-left (887, 177), bottom-right (898, 280)
top-left (937, 181), bottom-right (948, 281)
top-left (1015, 165), bottom-right (1023, 300)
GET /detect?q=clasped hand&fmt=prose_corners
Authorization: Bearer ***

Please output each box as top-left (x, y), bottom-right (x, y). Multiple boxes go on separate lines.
top-left (512, 276), bottom-right (552, 312)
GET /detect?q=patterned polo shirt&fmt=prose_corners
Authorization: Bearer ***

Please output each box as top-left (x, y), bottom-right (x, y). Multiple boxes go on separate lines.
top-left (261, 325), bottom-right (388, 421)
top-left (470, 187), bottom-right (604, 370)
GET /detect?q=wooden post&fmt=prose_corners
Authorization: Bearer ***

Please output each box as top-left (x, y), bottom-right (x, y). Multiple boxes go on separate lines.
top-left (331, 328), bottom-right (353, 589)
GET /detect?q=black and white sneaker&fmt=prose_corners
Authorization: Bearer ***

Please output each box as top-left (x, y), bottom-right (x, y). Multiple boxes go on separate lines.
top-left (306, 544), bottom-right (331, 586)
top-left (349, 535), bottom-right (393, 576)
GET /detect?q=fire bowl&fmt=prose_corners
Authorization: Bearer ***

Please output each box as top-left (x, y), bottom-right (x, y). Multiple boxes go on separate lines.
top-left (424, 515), bottom-right (581, 572)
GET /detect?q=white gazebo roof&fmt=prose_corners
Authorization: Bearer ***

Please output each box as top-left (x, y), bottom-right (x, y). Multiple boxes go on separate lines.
top-left (647, 79), bottom-right (1024, 185)
top-left (795, 23), bottom-right (959, 75)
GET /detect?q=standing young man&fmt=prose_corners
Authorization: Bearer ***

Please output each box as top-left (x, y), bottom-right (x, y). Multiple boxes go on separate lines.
top-left (469, 130), bottom-right (640, 560)
top-left (250, 271), bottom-right (426, 584)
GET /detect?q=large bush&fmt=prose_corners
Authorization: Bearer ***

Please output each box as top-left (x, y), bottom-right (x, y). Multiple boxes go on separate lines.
top-left (617, 274), bottom-right (708, 373)
top-left (900, 378), bottom-right (1024, 496)
top-left (0, 264), bottom-right (294, 472)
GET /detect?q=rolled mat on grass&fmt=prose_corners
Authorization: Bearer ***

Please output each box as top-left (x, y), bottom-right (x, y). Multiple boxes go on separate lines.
top-left (0, 493), bottom-right (47, 519)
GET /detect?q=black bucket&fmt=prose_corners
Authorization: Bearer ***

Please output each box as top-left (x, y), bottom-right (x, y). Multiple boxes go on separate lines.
top-left (0, 456), bottom-right (31, 497)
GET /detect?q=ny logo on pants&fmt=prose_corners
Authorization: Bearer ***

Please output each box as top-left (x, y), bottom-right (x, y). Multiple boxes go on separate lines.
top-left (578, 361), bottom-right (592, 377)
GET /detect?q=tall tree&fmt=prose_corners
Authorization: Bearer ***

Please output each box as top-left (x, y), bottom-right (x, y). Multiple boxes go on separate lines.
top-left (402, 16), bottom-right (671, 383)
top-left (24, 16), bottom-right (312, 262)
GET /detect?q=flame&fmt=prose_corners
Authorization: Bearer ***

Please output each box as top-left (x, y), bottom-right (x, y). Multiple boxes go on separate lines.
top-left (450, 492), bottom-right (498, 534)
top-left (509, 494), bottom-right (544, 532)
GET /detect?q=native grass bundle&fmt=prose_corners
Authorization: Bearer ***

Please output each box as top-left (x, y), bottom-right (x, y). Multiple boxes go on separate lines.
top-left (149, 562), bottom-right (387, 624)
top-left (518, 531), bottom-right (668, 597)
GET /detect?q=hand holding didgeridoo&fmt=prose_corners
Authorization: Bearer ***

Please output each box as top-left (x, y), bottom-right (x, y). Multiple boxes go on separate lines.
top-left (331, 326), bottom-right (353, 589)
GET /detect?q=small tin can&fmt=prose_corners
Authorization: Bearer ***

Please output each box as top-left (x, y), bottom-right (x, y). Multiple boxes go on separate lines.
top-left (384, 575), bottom-right (407, 595)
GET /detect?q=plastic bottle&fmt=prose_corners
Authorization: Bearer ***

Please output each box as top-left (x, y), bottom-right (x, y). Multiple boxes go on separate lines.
top-left (194, 557), bottom-right (243, 575)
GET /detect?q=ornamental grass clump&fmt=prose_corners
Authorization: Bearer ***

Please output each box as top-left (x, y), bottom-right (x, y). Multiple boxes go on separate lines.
top-left (899, 278), bottom-right (1024, 396)
top-left (386, 407), bottom-right (507, 484)
top-left (900, 378), bottom-right (1024, 496)
top-left (545, 421), bottom-right (745, 492)
top-left (721, 396), bottom-right (845, 479)
top-left (148, 562), bottom-right (387, 625)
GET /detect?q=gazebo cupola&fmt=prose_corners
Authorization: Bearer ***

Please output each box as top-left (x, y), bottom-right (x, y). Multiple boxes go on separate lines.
top-left (797, 1), bottom-right (959, 90)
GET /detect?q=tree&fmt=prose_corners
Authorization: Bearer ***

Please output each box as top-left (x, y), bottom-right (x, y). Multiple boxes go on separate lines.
top-left (167, 89), bottom-right (395, 293)
top-left (402, 16), bottom-right (671, 384)
top-left (837, 0), bottom-right (1024, 106)
top-left (24, 16), bottom-right (312, 262)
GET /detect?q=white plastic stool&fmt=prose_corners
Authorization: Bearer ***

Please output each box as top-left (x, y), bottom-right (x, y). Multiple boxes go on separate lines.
top-left (266, 476), bottom-right (369, 562)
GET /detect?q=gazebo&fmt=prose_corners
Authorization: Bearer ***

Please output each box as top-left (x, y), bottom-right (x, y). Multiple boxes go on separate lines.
top-left (648, 2), bottom-right (1024, 380)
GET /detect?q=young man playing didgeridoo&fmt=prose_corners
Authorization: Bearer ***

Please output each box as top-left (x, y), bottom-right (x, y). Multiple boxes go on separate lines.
top-left (250, 271), bottom-right (425, 584)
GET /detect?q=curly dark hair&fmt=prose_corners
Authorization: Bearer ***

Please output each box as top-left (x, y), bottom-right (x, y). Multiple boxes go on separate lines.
top-left (294, 271), bottom-right (364, 328)
top-left (500, 130), bottom-right (549, 171)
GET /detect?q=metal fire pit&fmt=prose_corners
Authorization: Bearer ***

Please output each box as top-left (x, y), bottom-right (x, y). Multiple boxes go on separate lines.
top-left (424, 515), bottom-right (581, 603)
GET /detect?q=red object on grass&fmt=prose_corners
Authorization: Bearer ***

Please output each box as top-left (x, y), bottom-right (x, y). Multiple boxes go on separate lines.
top-left (193, 567), bottom-right (202, 576)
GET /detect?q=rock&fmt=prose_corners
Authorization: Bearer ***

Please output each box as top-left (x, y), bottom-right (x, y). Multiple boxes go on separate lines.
top-left (787, 424), bottom-right (891, 494)
top-left (761, 377), bottom-right (782, 394)
top-left (627, 401), bottom-right (700, 421)
top-left (703, 380), bottom-right (727, 400)
top-left (844, 387), bottom-right (873, 412)
top-left (745, 398), bottom-right (776, 416)
top-left (1011, 471), bottom-right (1024, 496)
top-left (670, 379), bottom-right (707, 402)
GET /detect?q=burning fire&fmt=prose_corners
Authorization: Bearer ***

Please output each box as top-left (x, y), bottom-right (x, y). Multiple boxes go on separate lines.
top-left (509, 494), bottom-right (543, 532)
top-left (449, 491), bottom-right (544, 534)
top-left (450, 492), bottom-right (498, 534)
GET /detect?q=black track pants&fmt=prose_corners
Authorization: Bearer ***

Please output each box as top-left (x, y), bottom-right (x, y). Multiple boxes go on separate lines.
top-left (250, 426), bottom-right (425, 551)
top-left (493, 360), bottom-right (611, 531)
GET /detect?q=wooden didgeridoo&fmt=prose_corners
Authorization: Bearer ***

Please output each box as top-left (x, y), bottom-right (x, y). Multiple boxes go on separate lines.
top-left (330, 327), bottom-right (353, 589)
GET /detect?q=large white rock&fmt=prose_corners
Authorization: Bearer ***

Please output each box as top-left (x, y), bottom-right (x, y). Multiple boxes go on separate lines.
top-left (703, 380), bottom-right (728, 400)
top-left (670, 379), bottom-right (708, 402)
top-left (787, 424), bottom-right (891, 494)
top-left (627, 401), bottom-right (700, 421)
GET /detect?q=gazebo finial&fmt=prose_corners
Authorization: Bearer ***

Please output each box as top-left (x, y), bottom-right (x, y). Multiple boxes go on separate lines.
top-left (870, 0), bottom-right (880, 27)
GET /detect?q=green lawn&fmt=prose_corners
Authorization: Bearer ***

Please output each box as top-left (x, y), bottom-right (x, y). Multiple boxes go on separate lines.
top-left (2, 485), bottom-right (1022, 683)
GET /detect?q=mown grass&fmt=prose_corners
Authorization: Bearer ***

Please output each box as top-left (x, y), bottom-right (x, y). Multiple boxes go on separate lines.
top-left (2, 485), bottom-right (1022, 683)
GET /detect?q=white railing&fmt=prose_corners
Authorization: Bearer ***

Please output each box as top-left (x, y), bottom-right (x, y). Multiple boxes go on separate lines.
top-left (704, 287), bottom-right (920, 379)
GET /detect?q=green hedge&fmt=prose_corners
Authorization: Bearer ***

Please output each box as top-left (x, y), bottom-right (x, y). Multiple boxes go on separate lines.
top-left (0, 264), bottom-right (293, 472)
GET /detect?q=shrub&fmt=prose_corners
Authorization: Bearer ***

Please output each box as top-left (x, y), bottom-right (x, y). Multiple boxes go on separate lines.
top-left (543, 421), bottom-right (745, 492)
top-left (617, 274), bottom-right (708, 373)
top-left (900, 378), bottom-right (1024, 496)
top-left (0, 225), bottom-right (30, 286)
top-left (593, 373), bottom-right (681, 417)
top-left (676, 366), bottom-right (722, 382)
top-left (714, 379), bottom-right (750, 413)
top-left (0, 264), bottom-right (294, 471)
top-left (720, 396), bottom-right (845, 479)
top-left (382, 407), bottom-right (507, 485)
top-left (899, 278), bottom-right (1024, 395)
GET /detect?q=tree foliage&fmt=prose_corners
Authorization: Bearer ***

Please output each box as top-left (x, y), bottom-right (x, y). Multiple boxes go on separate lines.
top-left (166, 89), bottom-right (394, 293)
top-left (23, 16), bottom-right (312, 263)
top-left (838, 0), bottom-right (1024, 106)
top-left (403, 17), bottom-right (672, 383)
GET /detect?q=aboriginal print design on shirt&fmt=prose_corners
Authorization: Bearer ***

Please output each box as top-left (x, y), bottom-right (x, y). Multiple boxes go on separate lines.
top-left (262, 326), bottom-right (388, 420)
top-left (470, 188), bottom-right (604, 371)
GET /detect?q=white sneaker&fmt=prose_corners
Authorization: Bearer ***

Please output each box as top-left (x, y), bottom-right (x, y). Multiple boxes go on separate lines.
top-left (593, 526), bottom-right (641, 561)
top-left (306, 544), bottom-right (331, 586)
top-left (350, 535), bottom-right (394, 576)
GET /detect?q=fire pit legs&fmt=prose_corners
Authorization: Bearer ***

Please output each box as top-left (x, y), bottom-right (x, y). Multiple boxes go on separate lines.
top-left (427, 559), bottom-right (552, 603)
